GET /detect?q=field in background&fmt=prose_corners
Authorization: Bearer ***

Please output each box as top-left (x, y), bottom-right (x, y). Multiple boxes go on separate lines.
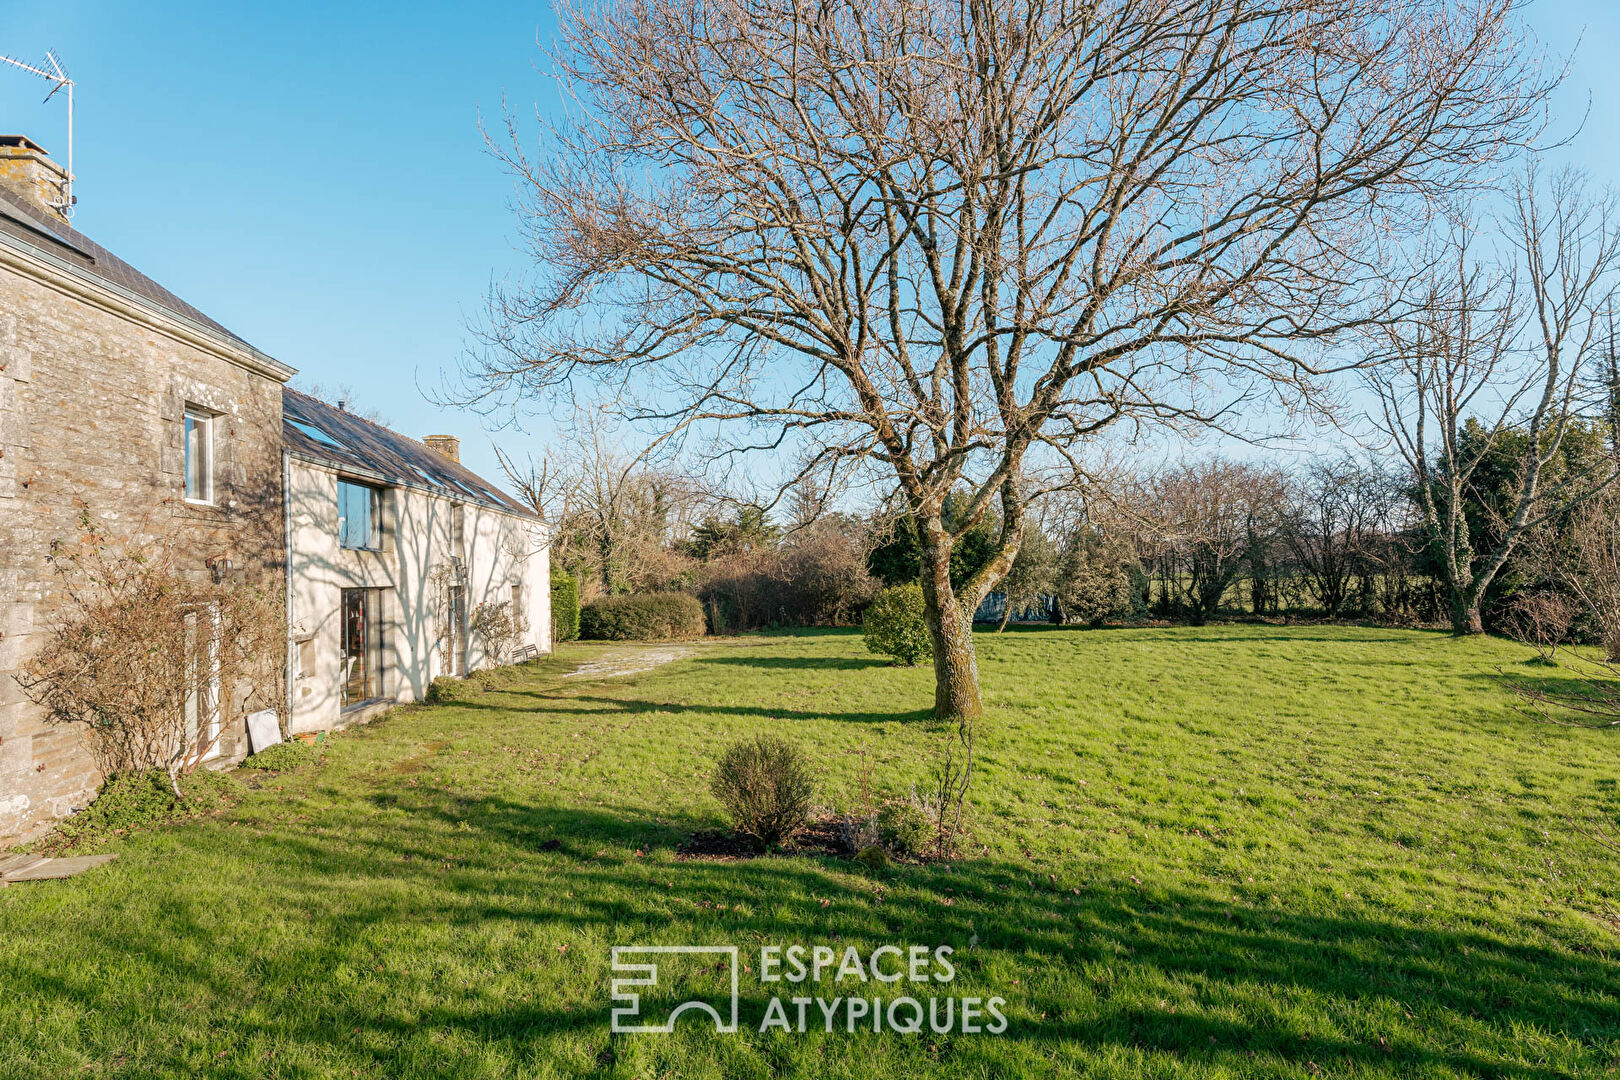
top-left (1, 626), bottom-right (1616, 1078)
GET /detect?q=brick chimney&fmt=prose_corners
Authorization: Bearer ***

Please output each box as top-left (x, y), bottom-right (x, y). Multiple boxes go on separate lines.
top-left (423, 435), bottom-right (461, 464)
top-left (0, 137), bottom-right (70, 224)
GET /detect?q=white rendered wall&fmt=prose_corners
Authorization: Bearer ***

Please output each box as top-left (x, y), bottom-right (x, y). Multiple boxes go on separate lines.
top-left (286, 455), bottom-right (551, 734)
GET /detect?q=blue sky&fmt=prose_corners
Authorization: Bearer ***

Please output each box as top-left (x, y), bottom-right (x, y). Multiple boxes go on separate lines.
top-left (1, 2), bottom-right (1618, 486)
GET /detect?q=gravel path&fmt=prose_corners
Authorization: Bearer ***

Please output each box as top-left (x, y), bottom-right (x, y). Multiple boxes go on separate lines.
top-left (559, 645), bottom-right (692, 681)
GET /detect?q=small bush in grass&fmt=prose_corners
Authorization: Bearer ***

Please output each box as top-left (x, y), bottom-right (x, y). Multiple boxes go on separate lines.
top-left (239, 741), bottom-right (320, 772)
top-left (34, 769), bottom-right (238, 852)
top-left (877, 800), bottom-right (932, 857)
top-left (424, 675), bottom-right (467, 704)
top-left (551, 570), bottom-right (581, 643)
top-left (862, 583), bottom-right (932, 665)
top-left (580, 592), bottom-right (706, 641)
top-left (710, 734), bottom-right (814, 850)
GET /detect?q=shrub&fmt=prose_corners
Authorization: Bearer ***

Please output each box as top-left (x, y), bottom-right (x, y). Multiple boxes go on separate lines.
top-left (1053, 527), bottom-right (1139, 626)
top-left (239, 741), bottom-right (320, 771)
top-left (551, 570), bottom-right (581, 643)
top-left (1501, 591), bottom-right (1575, 664)
top-left (877, 800), bottom-right (931, 857)
top-left (16, 516), bottom-right (286, 790)
top-left (35, 769), bottom-right (239, 853)
top-left (862, 583), bottom-right (933, 665)
top-left (854, 845), bottom-right (889, 869)
top-left (579, 592), bottom-right (706, 641)
top-left (698, 516), bottom-right (879, 633)
top-left (469, 665), bottom-right (522, 690)
top-left (424, 675), bottom-right (467, 704)
top-left (470, 599), bottom-right (528, 665)
top-left (710, 734), bottom-right (815, 850)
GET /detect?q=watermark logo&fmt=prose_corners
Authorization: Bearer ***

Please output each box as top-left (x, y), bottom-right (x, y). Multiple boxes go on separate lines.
top-left (610, 946), bottom-right (740, 1033)
top-left (609, 944), bottom-right (1007, 1036)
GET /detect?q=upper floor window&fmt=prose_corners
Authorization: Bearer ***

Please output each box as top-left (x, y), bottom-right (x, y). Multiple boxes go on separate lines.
top-left (338, 480), bottom-right (383, 550)
top-left (183, 407), bottom-right (214, 504)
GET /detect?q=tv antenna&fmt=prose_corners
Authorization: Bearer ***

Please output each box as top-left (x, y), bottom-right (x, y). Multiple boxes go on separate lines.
top-left (0, 50), bottom-right (75, 217)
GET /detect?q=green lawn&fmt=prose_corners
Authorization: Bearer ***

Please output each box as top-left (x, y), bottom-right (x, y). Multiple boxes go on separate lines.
top-left (2, 626), bottom-right (1617, 1079)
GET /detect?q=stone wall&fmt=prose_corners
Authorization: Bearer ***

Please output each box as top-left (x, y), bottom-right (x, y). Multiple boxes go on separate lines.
top-left (0, 254), bottom-right (287, 842)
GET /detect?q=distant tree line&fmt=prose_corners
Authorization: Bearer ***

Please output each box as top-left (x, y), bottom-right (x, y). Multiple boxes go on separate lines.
top-left (501, 407), bottom-right (1619, 638)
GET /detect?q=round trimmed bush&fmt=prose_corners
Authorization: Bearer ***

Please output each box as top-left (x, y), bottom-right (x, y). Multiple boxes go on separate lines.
top-left (862, 583), bottom-right (933, 665)
top-left (710, 734), bottom-right (815, 850)
top-left (424, 675), bottom-right (467, 704)
top-left (579, 592), bottom-right (706, 641)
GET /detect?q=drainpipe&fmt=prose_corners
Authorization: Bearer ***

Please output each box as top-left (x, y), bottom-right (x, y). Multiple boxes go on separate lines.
top-left (282, 448), bottom-right (294, 738)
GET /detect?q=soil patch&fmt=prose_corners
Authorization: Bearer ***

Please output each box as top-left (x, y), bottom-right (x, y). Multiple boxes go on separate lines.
top-left (676, 818), bottom-right (849, 861)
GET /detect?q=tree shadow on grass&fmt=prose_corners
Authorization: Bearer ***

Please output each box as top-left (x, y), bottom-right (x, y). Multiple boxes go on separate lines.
top-left (8, 785), bottom-right (1615, 1079)
top-left (1476, 668), bottom-right (1619, 699)
top-left (1466, 669), bottom-right (1620, 731)
top-left (1059, 626), bottom-right (1442, 646)
top-left (482, 687), bottom-right (937, 726)
top-left (551, 694), bottom-right (938, 726)
top-left (692, 655), bottom-right (891, 672)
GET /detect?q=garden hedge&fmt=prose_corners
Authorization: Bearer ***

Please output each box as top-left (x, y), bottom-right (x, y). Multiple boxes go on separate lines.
top-left (579, 592), bottom-right (706, 641)
top-left (551, 570), bottom-right (581, 643)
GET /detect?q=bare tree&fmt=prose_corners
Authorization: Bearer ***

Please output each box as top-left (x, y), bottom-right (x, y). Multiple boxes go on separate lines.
top-left (1372, 168), bottom-right (1620, 635)
top-left (1498, 508), bottom-right (1620, 724)
top-left (463, 0), bottom-right (1546, 717)
top-left (17, 515), bottom-right (286, 797)
top-left (495, 410), bottom-right (707, 598)
top-left (1284, 457), bottom-right (1388, 618)
top-left (1515, 485), bottom-right (1620, 660)
top-left (1141, 461), bottom-right (1288, 624)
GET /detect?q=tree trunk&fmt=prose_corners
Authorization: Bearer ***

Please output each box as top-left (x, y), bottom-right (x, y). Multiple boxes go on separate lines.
top-left (917, 517), bottom-right (984, 721)
top-left (1449, 589), bottom-right (1484, 635)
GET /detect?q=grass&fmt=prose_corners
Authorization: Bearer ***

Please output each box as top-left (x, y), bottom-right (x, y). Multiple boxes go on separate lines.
top-left (1, 626), bottom-right (1617, 1079)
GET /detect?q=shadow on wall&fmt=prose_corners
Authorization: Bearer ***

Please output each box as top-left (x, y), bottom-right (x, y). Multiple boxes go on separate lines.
top-left (287, 470), bottom-right (547, 727)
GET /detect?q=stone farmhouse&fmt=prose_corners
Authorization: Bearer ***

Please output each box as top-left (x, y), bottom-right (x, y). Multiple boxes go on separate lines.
top-left (0, 137), bottom-right (549, 842)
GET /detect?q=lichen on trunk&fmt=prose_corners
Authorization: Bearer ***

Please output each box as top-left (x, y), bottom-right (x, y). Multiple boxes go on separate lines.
top-left (916, 515), bottom-right (986, 722)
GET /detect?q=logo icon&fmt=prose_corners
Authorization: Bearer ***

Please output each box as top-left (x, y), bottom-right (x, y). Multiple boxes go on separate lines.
top-left (611, 946), bottom-right (740, 1033)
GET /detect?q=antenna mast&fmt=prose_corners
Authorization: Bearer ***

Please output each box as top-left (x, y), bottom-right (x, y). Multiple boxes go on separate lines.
top-left (0, 49), bottom-right (75, 217)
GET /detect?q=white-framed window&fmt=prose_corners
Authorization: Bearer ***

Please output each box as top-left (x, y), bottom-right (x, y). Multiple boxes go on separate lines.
top-left (337, 479), bottom-right (384, 550)
top-left (183, 407), bottom-right (214, 504)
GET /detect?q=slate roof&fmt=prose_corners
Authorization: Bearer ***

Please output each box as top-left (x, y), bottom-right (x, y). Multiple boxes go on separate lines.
top-left (282, 388), bottom-right (535, 518)
top-left (0, 182), bottom-right (280, 368)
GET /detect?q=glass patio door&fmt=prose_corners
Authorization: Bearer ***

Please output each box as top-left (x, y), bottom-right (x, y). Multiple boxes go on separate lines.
top-left (183, 605), bottom-right (221, 761)
top-left (341, 588), bottom-right (383, 707)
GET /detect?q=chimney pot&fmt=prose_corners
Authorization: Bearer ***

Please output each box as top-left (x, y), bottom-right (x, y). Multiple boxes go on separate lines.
top-left (0, 136), bottom-right (70, 224)
top-left (424, 435), bottom-right (461, 464)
